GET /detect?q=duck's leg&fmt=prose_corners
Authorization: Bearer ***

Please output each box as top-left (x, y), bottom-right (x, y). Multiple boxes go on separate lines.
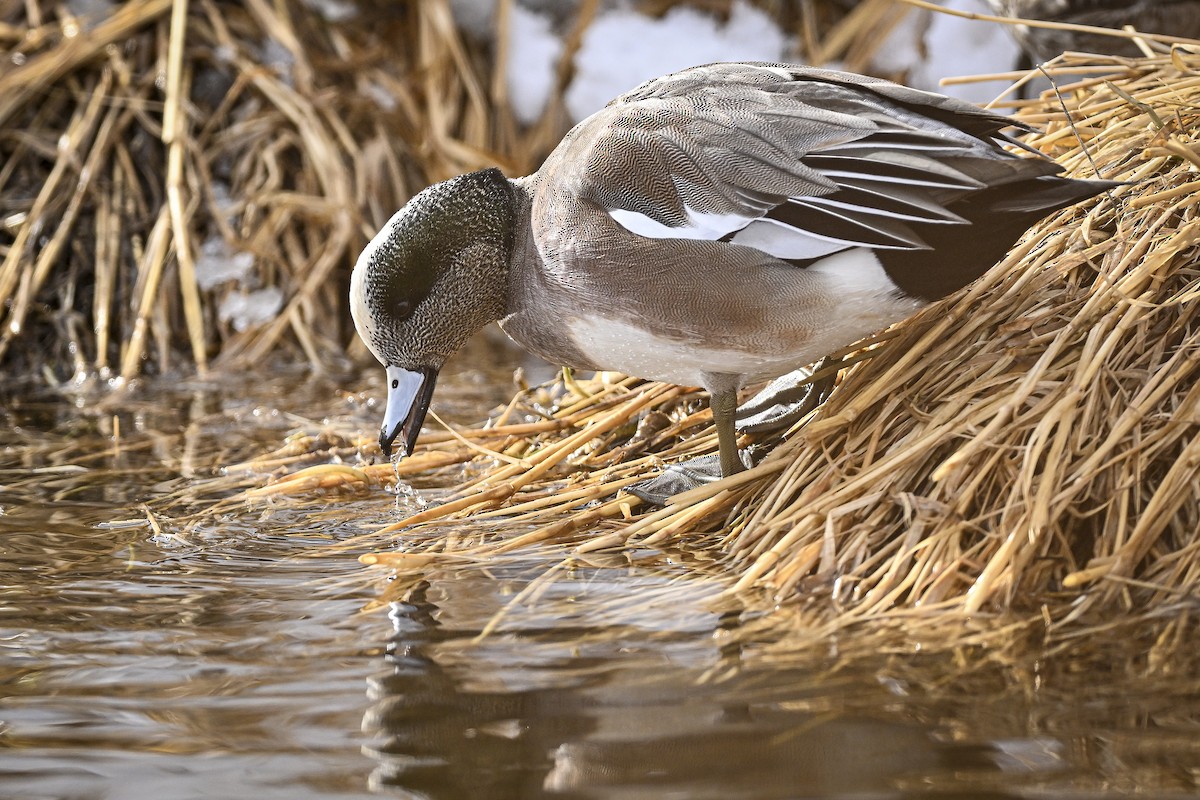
top-left (625, 364), bottom-right (835, 506)
top-left (710, 382), bottom-right (745, 478)
top-left (626, 374), bottom-right (745, 504)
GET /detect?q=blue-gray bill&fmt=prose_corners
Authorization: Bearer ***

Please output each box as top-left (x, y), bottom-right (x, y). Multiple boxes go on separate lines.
top-left (379, 365), bottom-right (438, 460)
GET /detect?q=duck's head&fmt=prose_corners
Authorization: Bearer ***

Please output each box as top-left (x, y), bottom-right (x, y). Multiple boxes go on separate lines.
top-left (350, 168), bottom-right (515, 460)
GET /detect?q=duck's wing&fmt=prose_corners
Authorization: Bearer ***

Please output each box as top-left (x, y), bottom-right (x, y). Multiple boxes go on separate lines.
top-left (538, 62), bottom-right (1062, 263)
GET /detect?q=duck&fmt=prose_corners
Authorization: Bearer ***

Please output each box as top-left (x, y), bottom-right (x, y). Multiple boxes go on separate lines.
top-left (350, 62), bottom-right (1113, 497)
top-left (985, 0), bottom-right (1200, 62)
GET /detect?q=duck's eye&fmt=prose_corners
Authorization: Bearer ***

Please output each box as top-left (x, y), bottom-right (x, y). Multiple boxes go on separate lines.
top-left (396, 300), bottom-right (414, 319)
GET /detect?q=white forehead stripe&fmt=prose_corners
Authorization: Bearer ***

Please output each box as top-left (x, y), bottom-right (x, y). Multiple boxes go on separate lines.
top-left (350, 214), bottom-right (406, 366)
top-left (349, 244), bottom-right (377, 360)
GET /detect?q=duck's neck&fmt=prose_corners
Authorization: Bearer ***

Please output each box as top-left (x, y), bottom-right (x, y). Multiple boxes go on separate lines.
top-left (503, 176), bottom-right (543, 316)
top-left (495, 175), bottom-right (600, 371)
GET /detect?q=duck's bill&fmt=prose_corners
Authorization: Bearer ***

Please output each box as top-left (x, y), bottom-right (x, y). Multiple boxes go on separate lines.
top-left (379, 365), bottom-right (439, 460)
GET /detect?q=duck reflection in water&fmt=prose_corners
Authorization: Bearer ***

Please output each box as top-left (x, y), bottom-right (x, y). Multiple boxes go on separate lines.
top-left (360, 575), bottom-right (1014, 799)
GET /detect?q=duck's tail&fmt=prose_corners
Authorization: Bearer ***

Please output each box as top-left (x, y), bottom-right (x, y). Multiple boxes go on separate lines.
top-left (992, 175), bottom-right (1122, 214)
top-left (876, 174), bottom-right (1116, 301)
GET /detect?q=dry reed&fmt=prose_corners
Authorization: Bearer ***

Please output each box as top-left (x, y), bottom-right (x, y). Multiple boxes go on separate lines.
top-left (0, 0), bottom-right (560, 380)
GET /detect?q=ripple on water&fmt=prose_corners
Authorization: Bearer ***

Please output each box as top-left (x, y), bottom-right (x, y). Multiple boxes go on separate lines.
top-left (3, 370), bottom-right (1200, 799)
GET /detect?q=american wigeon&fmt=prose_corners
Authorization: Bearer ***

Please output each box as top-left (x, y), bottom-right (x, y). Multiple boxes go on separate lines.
top-left (351, 62), bottom-right (1113, 491)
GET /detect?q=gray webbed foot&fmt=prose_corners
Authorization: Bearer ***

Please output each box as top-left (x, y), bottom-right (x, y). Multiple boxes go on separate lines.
top-left (626, 450), bottom-right (757, 506)
top-left (736, 359), bottom-right (836, 435)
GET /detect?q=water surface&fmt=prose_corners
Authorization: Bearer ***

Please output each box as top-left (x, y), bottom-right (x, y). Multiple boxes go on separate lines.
top-left (2, 361), bottom-right (1198, 799)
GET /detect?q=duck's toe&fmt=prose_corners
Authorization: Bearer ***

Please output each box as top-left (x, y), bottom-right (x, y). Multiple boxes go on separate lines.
top-left (625, 450), bottom-right (757, 507)
top-left (736, 360), bottom-right (836, 435)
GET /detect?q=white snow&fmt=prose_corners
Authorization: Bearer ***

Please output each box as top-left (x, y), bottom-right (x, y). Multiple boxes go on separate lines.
top-left (449, 0), bottom-right (497, 41)
top-left (213, 43), bottom-right (236, 66)
top-left (219, 287), bottom-right (285, 333)
top-left (210, 182), bottom-right (238, 224)
top-left (193, 230), bottom-right (286, 333)
top-left (887, 0), bottom-right (1024, 105)
top-left (261, 37), bottom-right (295, 87)
top-left (64, 0), bottom-right (113, 30)
top-left (460, 0), bottom-right (1022, 124)
top-left (870, 7), bottom-right (928, 77)
top-left (194, 235), bottom-right (255, 291)
top-left (364, 80), bottom-right (398, 112)
top-left (506, 4), bottom-right (563, 125)
top-left (300, 0), bottom-right (357, 23)
top-left (564, 0), bottom-right (792, 122)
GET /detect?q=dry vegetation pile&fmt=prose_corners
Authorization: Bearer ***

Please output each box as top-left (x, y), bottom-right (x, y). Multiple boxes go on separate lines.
top-left (244, 47), bottom-right (1200, 628)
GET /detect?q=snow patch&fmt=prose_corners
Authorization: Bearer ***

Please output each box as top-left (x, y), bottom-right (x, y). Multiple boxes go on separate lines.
top-left (506, 5), bottom-right (563, 125)
top-left (64, 0), bottom-right (113, 30)
top-left (195, 235), bottom-right (255, 291)
top-left (210, 182), bottom-right (239, 224)
top-left (219, 288), bottom-right (285, 333)
top-left (565, 0), bottom-right (791, 122)
top-left (892, 0), bottom-right (1023, 104)
top-left (364, 80), bottom-right (398, 113)
top-left (300, 0), bottom-right (357, 23)
top-left (261, 37), bottom-right (295, 87)
top-left (449, 0), bottom-right (497, 40)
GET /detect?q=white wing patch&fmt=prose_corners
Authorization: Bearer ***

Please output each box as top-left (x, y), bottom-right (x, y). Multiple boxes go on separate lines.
top-left (608, 193), bottom-right (941, 263)
top-left (726, 218), bottom-right (848, 259)
top-left (610, 203), bottom-right (859, 261)
top-left (608, 206), bottom-right (752, 241)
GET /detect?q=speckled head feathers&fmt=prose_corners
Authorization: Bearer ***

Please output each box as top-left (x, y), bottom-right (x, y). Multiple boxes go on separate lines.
top-left (350, 167), bottom-right (516, 370)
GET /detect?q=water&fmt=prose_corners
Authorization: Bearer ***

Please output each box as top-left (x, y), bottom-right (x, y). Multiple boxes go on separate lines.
top-left (2, 359), bottom-right (1199, 799)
